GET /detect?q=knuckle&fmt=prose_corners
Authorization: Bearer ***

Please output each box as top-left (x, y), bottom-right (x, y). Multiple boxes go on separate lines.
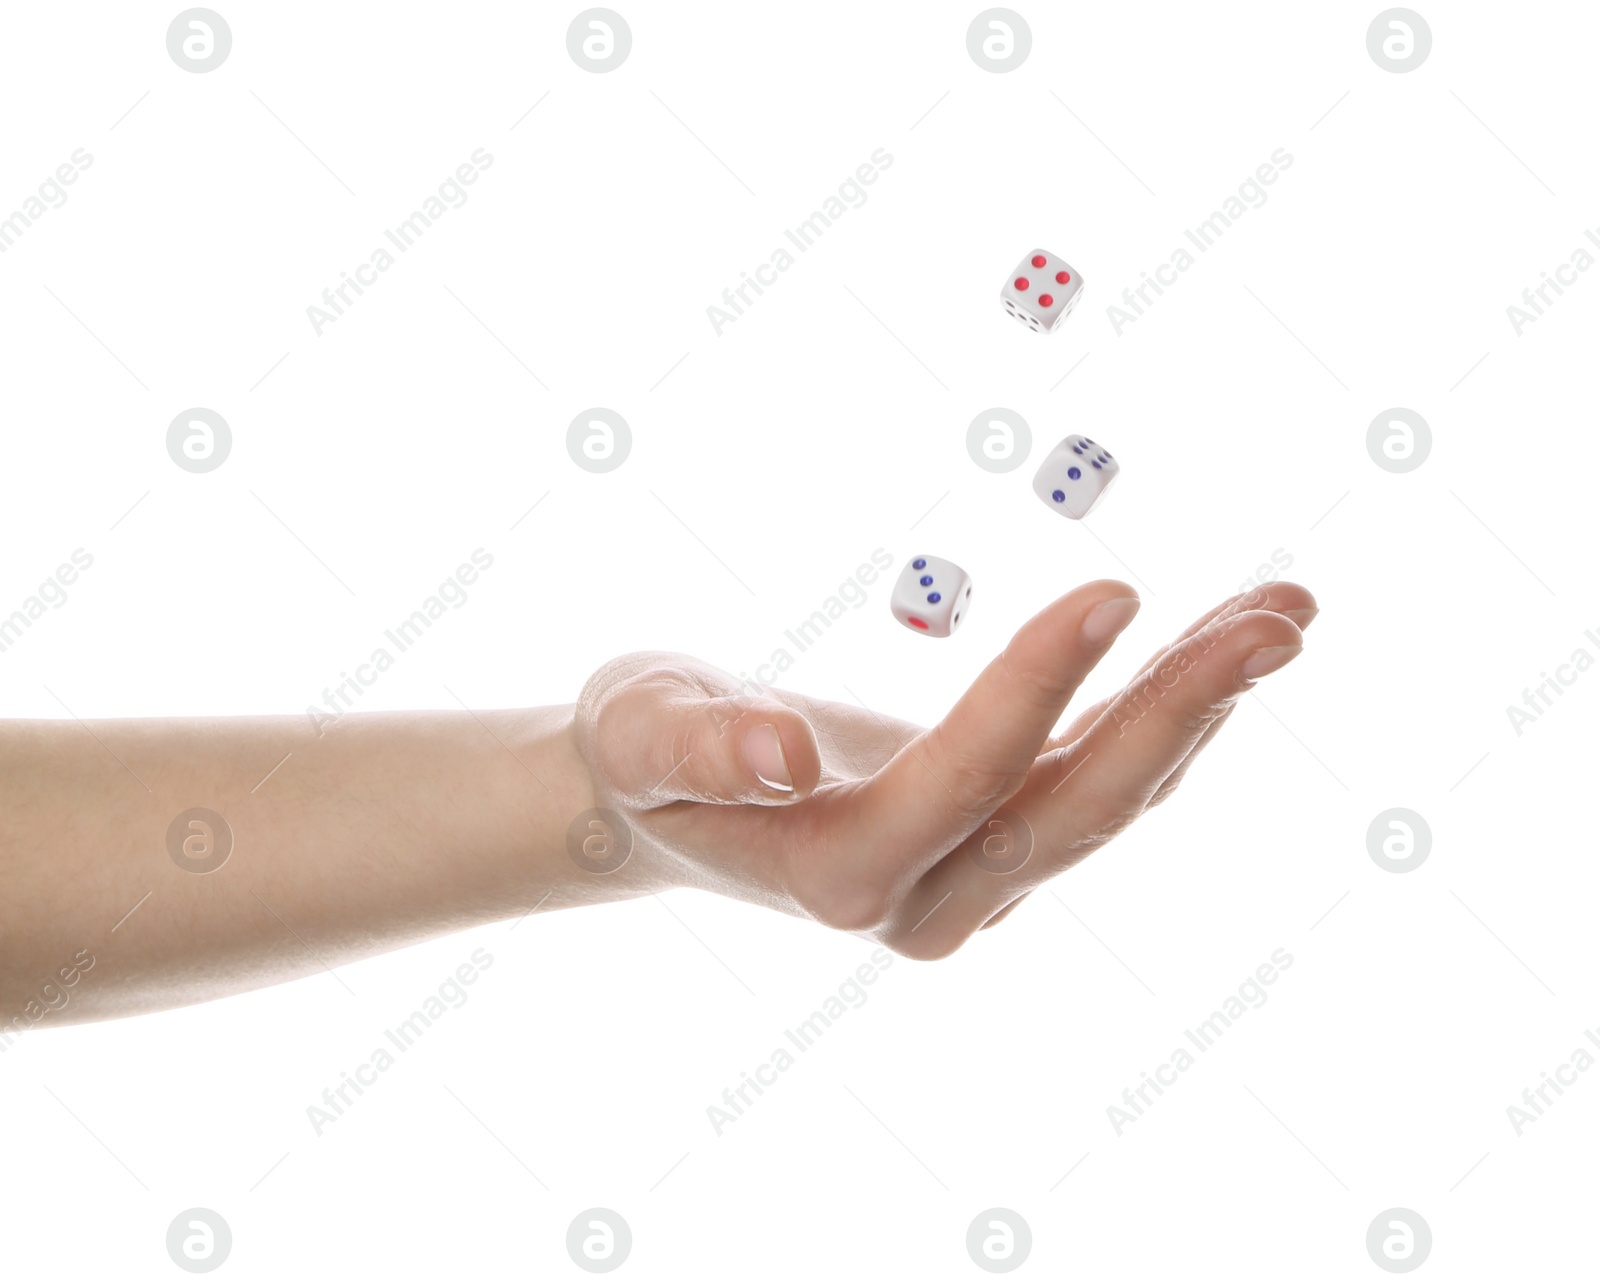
top-left (805, 879), bottom-right (896, 934)
top-left (1112, 679), bottom-right (1233, 739)
top-left (953, 767), bottom-right (1031, 819)
top-left (998, 648), bottom-right (1069, 706)
top-left (925, 727), bottom-right (1030, 819)
top-left (1170, 698), bottom-right (1235, 738)
top-left (1147, 752), bottom-right (1208, 809)
top-left (1061, 788), bottom-right (1138, 852)
top-left (1068, 818), bottom-right (1133, 855)
top-left (1148, 777), bottom-right (1182, 808)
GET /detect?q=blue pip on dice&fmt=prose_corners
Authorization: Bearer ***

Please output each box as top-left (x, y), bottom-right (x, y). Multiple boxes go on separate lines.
top-left (892, 246), bottom-right (1117, 638)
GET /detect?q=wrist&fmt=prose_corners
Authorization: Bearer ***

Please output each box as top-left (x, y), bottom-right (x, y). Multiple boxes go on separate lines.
top-left (505, 704), bottom-right (674, 913)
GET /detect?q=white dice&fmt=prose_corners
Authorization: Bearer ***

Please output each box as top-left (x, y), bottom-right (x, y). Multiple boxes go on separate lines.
top-left (1000, 248), bottom-right (1084, 333)
top-left (891, 555), bottom-right (972, 637)
top-left (1032, 434), bottom-right (1119, 519)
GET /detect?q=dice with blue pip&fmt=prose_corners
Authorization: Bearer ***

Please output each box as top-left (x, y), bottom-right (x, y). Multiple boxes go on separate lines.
top-left (891, 555), bottom-right (972, 637)
top-left (1032, 434), bottom-right (1119, 519)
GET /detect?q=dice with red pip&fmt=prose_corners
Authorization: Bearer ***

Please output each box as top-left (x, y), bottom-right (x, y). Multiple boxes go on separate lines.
top-left (890, 555), bottom-right (972, 638)
top-left (1000, 248), bottom-right (1084, 334)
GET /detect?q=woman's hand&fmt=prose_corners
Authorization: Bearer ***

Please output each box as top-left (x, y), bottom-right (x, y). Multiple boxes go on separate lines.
top-left (0, 579), bottom-right (1313, 1024)
top-left (575, 579), bottom-right (1315, 959)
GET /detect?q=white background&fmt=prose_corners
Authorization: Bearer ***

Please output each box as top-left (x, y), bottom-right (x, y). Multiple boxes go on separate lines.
top-left (1, 0), bottom-right (1594, 1276)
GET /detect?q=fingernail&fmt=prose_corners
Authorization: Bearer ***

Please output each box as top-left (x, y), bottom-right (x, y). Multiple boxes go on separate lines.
top-left (1081, 596), bottom-right (1141, 643)
top-left (743, 724), bottom-right (793, 792)
top-left (1240, 644), bottom-right (1303, 680)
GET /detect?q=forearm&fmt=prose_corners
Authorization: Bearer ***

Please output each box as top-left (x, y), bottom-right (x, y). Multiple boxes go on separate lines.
top-left (0, 707), bottom-right (634, 1026)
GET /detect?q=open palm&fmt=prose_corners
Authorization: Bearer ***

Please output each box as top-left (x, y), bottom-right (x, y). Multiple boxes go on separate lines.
top-left (575, 578), bottom-right (1313, 958)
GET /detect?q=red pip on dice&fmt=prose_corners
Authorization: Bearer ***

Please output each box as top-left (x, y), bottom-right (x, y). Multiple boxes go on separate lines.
top-left (1000, 247), bottom-right (1084, 334)
top-left (889, 245), bottom-right (1107, 640)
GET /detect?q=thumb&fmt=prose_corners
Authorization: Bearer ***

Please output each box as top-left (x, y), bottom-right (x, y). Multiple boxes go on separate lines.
top-left (584, 667), bottom-right (822, 807)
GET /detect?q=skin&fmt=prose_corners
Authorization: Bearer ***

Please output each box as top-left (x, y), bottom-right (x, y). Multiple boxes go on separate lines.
top-left (0, 579), bottom-right (1312, 1030)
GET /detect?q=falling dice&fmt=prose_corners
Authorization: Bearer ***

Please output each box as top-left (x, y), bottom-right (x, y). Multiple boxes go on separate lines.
top-left (891, 555), bottom-right (972, 637)
top-left (1000, 248), bottom-right (1084, 333)
top-left (1032, 434), bottom-right (1119, 519)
